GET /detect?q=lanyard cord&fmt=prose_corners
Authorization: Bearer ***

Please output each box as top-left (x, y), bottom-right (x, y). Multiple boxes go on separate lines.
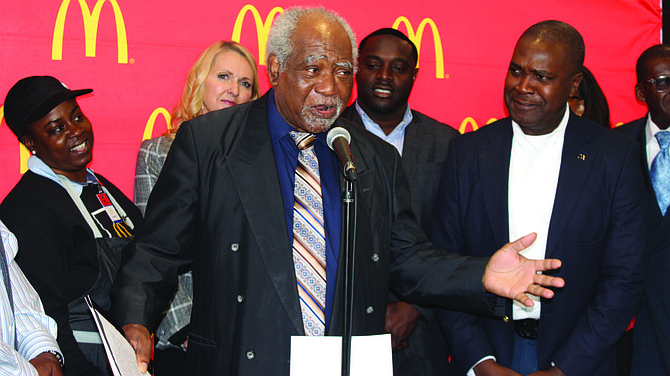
top-left (57, 175), bottom-right (134, 238)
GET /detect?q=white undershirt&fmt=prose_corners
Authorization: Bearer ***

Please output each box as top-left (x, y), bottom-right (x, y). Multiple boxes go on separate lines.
top-left (509, 105), bottom-right (568, 320)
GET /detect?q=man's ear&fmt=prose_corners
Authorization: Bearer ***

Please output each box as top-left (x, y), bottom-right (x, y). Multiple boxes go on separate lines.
top-left (268, 54), bottom-right (281, 87)
top-left (635, 84), bottom-right (647, 103)
top-left (569, 72), bottom-right (583, 98)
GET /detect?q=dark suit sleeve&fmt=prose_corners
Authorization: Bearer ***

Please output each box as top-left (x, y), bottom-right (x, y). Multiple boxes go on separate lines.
top-left (551, 138), bottom-right (649, 375)
top-left (381, 138), bottom-right (494, 316)
top-left (110, 122), bottom-right (200, 330)
top-left (431, 138), bottom-right (498, 373)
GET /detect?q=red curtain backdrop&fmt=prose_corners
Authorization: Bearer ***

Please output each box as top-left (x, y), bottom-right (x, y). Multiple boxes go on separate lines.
top-left (0, 0), bottom-right (662, 199)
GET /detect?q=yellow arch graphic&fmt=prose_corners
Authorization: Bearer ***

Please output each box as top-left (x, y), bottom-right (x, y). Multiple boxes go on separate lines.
top-left (0, 106), bottom-right (30, 174)
top-left (52, 0), bottom-right (128, 64)
top-left (142, 108), bottom-right (171, 141)
top-left (231, 5), bottom-right (284, 65)
top-left (393, 17), bottom-right (444, 79)
top-left (19, 144), bottom-right (29, 174)
top-left (459, 117), bottom-right (498, 134)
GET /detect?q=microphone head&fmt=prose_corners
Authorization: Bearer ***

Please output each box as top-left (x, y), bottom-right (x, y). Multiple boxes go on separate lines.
top-left (326, 127), bottom-right (351, 151)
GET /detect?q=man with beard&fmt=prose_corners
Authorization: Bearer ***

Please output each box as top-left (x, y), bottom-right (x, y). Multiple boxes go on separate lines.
top-left (110, 8), bottom-right (565, 375)
top-left (432, 20), bottom-right (648, 376)
top-left (340, 28), bottom-right (459, 376)
top-left (617, 44), bottom-right (670, 376)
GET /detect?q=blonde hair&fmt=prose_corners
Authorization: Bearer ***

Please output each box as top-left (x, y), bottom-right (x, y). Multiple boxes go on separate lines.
top-left (169, 41), bottom-right (260, 134)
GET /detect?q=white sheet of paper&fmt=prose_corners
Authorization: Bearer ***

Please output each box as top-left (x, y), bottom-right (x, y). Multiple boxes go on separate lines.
top-left (85, 296), bottom-right (144, 376)
top-left (290, 334), bottom-right (393, 376)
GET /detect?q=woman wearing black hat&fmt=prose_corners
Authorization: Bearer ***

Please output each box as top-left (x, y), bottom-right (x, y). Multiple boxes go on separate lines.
top-left (0, 76), bottom-right (142, 376)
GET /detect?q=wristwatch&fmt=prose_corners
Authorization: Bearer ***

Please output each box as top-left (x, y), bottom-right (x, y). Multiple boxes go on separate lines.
top-left (45, 350), bottom-right (64, 367)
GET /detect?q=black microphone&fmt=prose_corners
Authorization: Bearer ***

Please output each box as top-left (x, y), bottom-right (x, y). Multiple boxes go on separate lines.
top-left (327, 127), bottom-right (357, 182)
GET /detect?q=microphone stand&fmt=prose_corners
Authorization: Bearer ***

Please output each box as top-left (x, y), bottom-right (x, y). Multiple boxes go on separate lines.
top-left (340, 176), bottom-right (357, 376)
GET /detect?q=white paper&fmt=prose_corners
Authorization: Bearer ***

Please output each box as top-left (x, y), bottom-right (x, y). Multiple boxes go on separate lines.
top-left (290, 334), bottom-right (393, 376)
top-left (85, 296), bottom-right (144, 376)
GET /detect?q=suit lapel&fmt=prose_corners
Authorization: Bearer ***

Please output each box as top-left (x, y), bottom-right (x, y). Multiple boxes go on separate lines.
top-left (402, 118), bottom-right (420, 176)
top-left (546, 115), bottom-right (596, 257)
top-left (327, 119), bottom-right (373, 331)
top-left (339, 118), bottom-right (373, 204)
top-left (227, 96), bottom-right (305, 335)
top-left (631, 118), bottom-right (656, 198)
top-left (480, 120), bottom-right (512, 245)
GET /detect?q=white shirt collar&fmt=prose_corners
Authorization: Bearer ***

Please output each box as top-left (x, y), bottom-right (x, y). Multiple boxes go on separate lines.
top-left (646, 112), bottom-right (663, 144)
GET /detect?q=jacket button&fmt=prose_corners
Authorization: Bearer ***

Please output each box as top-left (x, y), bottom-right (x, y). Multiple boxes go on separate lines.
top-left (503, 316), bottom-right (510, 323)
top-left (371, 254), bottom-right (379, 262)
top-left (246, 350), bottom-right (255, 359)
top-left (366, 306), bottom-right (374, 314)
top-left (231, 243), bottom-right (239, 251)
top-left (237, 295), bottom-right (244, 303)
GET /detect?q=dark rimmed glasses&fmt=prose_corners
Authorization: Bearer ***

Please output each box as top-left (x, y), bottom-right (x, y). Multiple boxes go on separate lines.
top-left (646, 76), bottom-right (670, 92)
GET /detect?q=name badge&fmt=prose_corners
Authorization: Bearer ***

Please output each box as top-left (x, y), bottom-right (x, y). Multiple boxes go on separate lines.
top-left (96, 192), bottom-right (122, 223)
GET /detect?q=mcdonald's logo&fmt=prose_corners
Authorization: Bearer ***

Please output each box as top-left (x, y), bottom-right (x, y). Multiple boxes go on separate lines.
top-left (393, 17), bottom-right (445, 79)
top-left (142, 108), bottom-right (171, 141)
top-left (459, 116), bottom-right (497, 134)
top-left (231, 5), bottom-right (284, 65)
top-left (52, 0), bottom-right (128, 64)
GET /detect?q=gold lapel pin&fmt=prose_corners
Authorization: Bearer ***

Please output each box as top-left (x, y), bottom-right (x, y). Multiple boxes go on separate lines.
top-left (578, 153), bottom-right (586, 160)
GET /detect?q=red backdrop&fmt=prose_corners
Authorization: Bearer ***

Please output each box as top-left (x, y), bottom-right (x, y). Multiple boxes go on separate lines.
top-left (0, 0), bottom-right (662, 199)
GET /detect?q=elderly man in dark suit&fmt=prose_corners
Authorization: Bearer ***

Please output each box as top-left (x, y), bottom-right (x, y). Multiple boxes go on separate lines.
top-left (617, 44), bottom-right (670, 376)
top-left (433, 21), bottom-right (648, 376)
top-left (340, 28), bottom-right (459, 376)
top-left (110, 8), bottom-right (564, 376)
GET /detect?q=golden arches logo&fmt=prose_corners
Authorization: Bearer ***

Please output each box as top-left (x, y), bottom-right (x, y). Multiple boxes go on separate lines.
top-left (231, 5), bottom-right (284, 65)
top-left (52, 0), bottom-right (128, 64)
top-left (0, 106), bottom-right (30, 174)
top-left (459, 117), bottom-right (498, 134)
top-left (393, 17), bottom-right (445, 79)
top-left (142, 108), bottom-right (171, 141)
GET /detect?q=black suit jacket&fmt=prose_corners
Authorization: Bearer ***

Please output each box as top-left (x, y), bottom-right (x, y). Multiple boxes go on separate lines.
top-left (617, 117), bottom-right (670, 376)
top-left (433, 113), bottom-right (648, 376)
top-left (110, 92), bottom-right (495, 375)
top-left (341, 106), bottom-right (460, 236)
top-left (341, 105), bottom-right (459, 374)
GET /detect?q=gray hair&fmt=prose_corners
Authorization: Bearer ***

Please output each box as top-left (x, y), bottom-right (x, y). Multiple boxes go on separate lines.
top-left (266, 7), bottom-right (358, 73)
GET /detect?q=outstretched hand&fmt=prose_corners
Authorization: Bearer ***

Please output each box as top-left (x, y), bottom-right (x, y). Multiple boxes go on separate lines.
top-left (483, 233), bottom-right (564, 306)
top-left (528, 367), bottom-right (567, 376)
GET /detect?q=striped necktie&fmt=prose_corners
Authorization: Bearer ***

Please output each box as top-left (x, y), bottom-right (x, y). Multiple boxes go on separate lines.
top-left (651, 131), bottom-right (670, 216)
top-left (290, 131), bottom-right (327, 336)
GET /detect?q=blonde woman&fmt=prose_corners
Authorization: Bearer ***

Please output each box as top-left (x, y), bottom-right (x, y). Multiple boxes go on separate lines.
top-left (133, 40), bottom-right (260, 375)
top-left (135, 40), bottom-right (260, 213)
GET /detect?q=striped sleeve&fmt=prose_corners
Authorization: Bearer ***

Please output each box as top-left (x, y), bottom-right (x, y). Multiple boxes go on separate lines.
top-left (0, 222), bottom-right (61, 374)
